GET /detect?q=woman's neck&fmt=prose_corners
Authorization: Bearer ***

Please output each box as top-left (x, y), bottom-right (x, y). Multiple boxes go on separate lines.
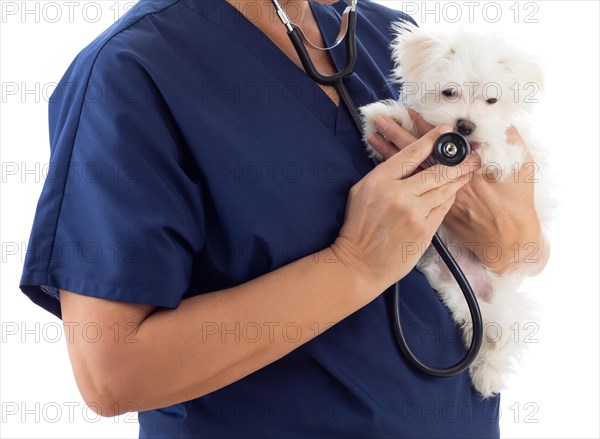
top-left (225, 0), bottom-right (313, 34)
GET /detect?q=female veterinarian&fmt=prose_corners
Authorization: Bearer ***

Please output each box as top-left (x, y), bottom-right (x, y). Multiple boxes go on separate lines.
top-left (19, 0), bottom-right (546, 437)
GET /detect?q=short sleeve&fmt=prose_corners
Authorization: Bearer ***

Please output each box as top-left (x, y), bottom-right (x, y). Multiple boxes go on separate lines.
top-left (19, 38), bottom-right (206, 319)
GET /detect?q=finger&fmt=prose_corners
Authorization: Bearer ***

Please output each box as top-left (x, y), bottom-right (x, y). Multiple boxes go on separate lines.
top-left (377, 124), bottom-right (453, 180)
top-left (419, 173), bottom-right (470, 217)
top-left (374, 115), bottom-right (419, 149)
top-left (426, 192), bottom-right (457, 223)
top-left (407, 108), bottom-right (435, 138)
top-left (406, 153), bottom-right (481, 195)
top-left (506, 125), bottom-right (524, 146)
top-left (506, 125), bottom-right (535, 165)
top-left (367, 133), bottom-right (398, 161)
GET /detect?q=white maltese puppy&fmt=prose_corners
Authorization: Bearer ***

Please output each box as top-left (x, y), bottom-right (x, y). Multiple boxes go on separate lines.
top-left (360, 24), bottom-right (553, 397)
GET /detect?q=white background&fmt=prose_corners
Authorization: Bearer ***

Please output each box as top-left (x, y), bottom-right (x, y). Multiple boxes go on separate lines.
top-left (1, 0), bottom-right (598, 438)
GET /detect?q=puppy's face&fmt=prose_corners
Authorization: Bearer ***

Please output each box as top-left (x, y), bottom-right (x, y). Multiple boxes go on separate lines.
top-left (392, 25), bottom-right (543, 151)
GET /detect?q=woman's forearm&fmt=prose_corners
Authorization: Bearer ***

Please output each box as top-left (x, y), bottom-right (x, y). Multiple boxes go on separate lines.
top-left (86, 245), bottom-right (380, 415)
top-left (465, 208), bottom-right (549, 276)
top-left (65, 127), bottom-right (471, 416)
top-left (481, 224), bottom-right (551, 276)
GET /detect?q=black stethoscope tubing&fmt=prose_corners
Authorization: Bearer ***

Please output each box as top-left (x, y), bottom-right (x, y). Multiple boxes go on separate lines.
top-left (287, 9), bottom-right (363, 132)
top-left (272, 0), bottom-right (483, 377)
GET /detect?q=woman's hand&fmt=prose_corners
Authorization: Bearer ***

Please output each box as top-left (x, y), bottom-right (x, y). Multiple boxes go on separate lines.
top-left (332, 124), bottom-right (481, 293)
top-left (365, 113), bottom-right (549, 277)
top-left (442, 127), bottom-right (549, 275)
top-left (366, 108), bottom-right (433, 156)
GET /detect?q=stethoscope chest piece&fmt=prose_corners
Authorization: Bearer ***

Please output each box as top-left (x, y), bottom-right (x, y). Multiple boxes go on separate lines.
top-left (426, 132), bottom-right (472, 167)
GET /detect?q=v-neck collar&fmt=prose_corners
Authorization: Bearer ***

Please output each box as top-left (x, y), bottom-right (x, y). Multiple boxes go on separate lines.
top-left (183, 0), bottom-right (360, 136)
top-left (302, 1), bottom-right (381, 138)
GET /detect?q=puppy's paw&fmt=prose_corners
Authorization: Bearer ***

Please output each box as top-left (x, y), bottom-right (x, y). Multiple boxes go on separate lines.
top-left (359, 100), bottom-right (416, 161)
top-left (470, 357), bottom-right (508, 398)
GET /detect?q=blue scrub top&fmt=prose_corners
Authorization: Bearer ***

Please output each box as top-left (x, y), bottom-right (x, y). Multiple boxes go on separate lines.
top-left (20, 0), bottom-right (500, 437)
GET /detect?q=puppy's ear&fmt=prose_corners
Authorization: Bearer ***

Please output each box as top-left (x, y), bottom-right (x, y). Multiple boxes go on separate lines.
top-left (389, 22), bottom-right (453, 83)
top-left (499, 54), bottom-right (545, 105)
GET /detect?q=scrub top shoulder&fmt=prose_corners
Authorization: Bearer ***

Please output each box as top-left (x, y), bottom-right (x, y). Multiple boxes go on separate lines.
top-left (19, 0), bottom-right (501, 437)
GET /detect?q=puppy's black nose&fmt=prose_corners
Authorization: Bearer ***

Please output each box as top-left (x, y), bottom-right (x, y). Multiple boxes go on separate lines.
top-left (456, 119), bottom-right (476, 136)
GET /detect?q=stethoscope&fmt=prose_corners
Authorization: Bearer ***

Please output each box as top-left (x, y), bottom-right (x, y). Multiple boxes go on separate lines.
top-left (271, 0), bottom-right (483, 377)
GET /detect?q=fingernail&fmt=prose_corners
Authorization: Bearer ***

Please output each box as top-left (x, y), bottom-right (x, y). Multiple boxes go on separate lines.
top-left (439, 124), bottom-right (453, 134)
top-left (367, 134), bottom-right (381, 148)
top-left (374, 116), bottom-right (389, 131)
top-left (466, 154), bottom-right (481, 167)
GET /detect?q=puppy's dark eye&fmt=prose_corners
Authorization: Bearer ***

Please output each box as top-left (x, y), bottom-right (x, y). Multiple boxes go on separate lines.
top-left (486, 98), bottom-right (498, 104)
top-left (442, 89), bottom-right (455, 97)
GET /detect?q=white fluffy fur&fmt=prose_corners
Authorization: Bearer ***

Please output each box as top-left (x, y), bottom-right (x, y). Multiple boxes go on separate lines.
top-left (359, 24), bottom-right (554, 398)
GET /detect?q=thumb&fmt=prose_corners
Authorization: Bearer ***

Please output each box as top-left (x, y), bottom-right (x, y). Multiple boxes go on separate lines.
top-left (506, 125), bottom-right (534, 164)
